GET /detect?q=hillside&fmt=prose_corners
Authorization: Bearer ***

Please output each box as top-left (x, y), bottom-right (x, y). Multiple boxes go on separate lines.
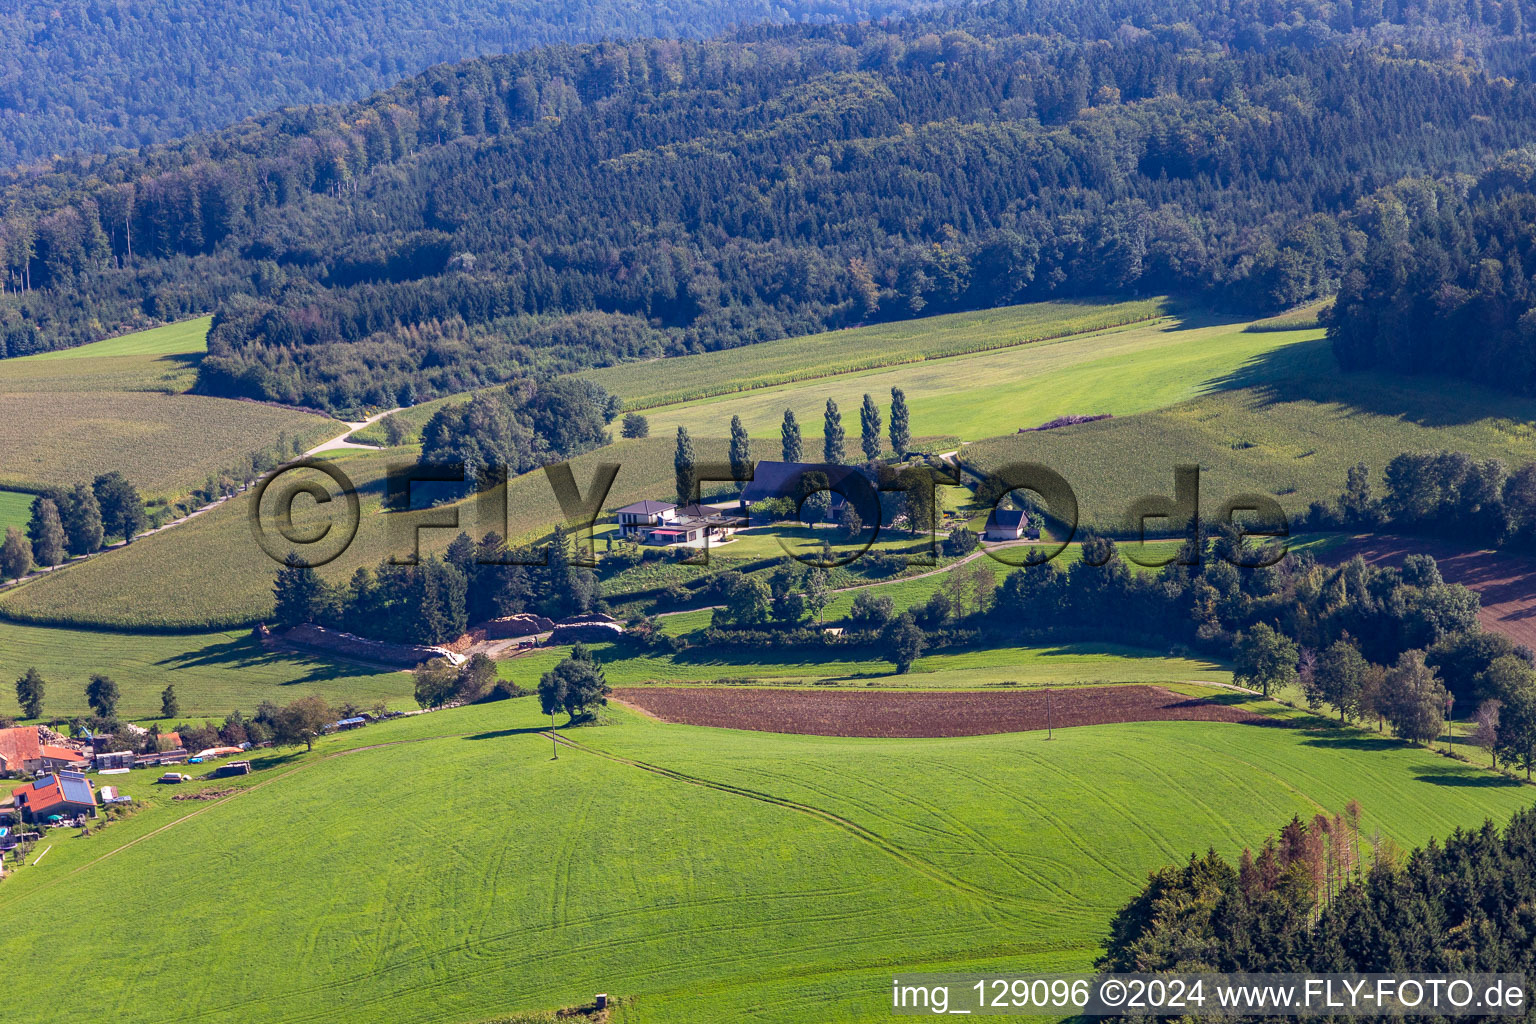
top-left (0, 0), bottom-right (930, 167)
top-left (0, 317), bottom-right (336, 498)
top-left (7, 1), bottom-right (1536, 413)
top-left (0, 697), bottom-right (1524, 1023)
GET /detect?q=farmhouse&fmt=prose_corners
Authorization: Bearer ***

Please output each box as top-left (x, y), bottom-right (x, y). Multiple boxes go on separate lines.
top-left (0, 726), bottom-right (42, 776)
top-left (12, 771), bottom-right (97, 823)
top-left (984, 509), bottom-right (1030, 541)
top-left (39, 746), bottom-right (90, 771)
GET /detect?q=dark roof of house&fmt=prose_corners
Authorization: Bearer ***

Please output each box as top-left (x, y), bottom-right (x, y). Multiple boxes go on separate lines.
top-left (615, 499), bottom-right (676, 515)
top-left (987, 509), bottom-right (1028, 529)
top-left (739, 461), bottom-right (873, 504)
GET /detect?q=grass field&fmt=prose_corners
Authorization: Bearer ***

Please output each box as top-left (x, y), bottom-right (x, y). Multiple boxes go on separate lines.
top-left (0, 620), bottom-right (413, 720)
top-left (964, 337), bottom-right (1536, 532)
top-left (0, 488), bottom-right (29, 534)
top-left (0, 316), bottom-right (339, 496)
top-left (0, 696), bottom-right (1525, 1024)
top-left (18, 316), bottom-right (213, 361)
top-left (349, 298), bottom-right (1169, 445)
top-left (633, 315), bottom-right (1317, 443)
top-left (0, 315), bottom-right (211, 393)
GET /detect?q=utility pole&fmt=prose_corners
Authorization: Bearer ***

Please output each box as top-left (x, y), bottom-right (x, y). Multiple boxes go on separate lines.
top-left (550, 712), bottom-right (559, 760)
top-left (1046, 687), bottom-right (1053, 741)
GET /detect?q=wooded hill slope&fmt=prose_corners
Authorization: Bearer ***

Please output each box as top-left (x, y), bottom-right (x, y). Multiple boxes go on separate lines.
top-left (7, 0), bottom-right (1536, 413)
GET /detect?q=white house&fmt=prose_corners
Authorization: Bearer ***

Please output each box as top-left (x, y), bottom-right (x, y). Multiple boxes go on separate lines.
top-left (614, 500), bottom-right (677, 540)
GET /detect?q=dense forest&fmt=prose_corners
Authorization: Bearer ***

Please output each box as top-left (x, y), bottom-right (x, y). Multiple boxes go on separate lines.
top-left (8, 1), bottom-right (1536, 412)
top-left (1328, 155), bottom-right (1536, 396)
top-left (0, 0), bottom-right (932, 167)
top-left (1102, 807), bottom-right (1536, 985)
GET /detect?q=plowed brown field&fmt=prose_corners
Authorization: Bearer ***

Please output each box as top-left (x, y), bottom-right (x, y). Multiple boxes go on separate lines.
top-left (611, 684), bottom-right (1276, 738)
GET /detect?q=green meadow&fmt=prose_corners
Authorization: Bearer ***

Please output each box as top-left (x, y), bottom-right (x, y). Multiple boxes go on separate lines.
top-left (0, 620), bottom-right (412, 720)
top-left (965, 337), bottom-right (1536, 532)
top-left (349, 297), bottom-right (1169, 445)
top-left (0, 488), bottom-right (29, 534)
top-left (634, 315), bottom-right (1318, 443)
top-left (0, 696), bottom-right (1525, 1024)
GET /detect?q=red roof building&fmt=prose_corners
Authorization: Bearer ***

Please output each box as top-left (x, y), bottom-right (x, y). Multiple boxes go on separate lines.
top-left (0, 727), bottom-right (42, 776)
top-left (12, 771), bottom-right (96, 822)
top-left (38, 745), bottom-right (89, 770)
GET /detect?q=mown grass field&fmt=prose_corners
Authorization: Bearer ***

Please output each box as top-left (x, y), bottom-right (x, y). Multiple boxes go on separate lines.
top-left (0, 620), bottom-right (412, 720)
top-left (0, 696), bottom-right (1525, 1024)
top-left (349, 298), bottom-right (1168, 445)
top-left (965, 337), bottom-right (1536, 532)
top-left (0, 316), bottom-right (338, 496)
top-left (0, 488), bottom-right (29, 533)
top-left (634, 315), bottom-right (1317, 443)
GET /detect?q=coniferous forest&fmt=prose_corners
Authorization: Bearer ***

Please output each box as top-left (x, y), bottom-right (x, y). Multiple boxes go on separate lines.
top-left (0, 0), bottom-right (932, 167)
top-left (7, 0), bottom-right (1536, 416)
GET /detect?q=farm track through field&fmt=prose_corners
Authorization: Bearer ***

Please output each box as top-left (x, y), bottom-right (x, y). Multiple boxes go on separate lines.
top-left (542, 730), bottom-right (997, 901)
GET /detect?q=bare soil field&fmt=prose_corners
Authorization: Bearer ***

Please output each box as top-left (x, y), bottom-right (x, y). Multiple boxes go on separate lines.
top-left (1324, 534), bottom-right (1536, 649)
top-left (611, 684), bottom-right (1275, 738)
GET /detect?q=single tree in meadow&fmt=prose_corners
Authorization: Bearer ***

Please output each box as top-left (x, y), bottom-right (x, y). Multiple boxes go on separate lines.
top-left (729, 415), bottom-right (752, 484)
top-left (29, 497), bottom-right (66, 567)
top-left (160, 684), bottom-right (180, 720)
top-left (1233, 623), bottom-right (1300, 697)
top-left (15, 667), bottom-right (45, 720)
top-left (1, 526), bottom-right (30, 581)
top-left (780, 409), bottom-right (802, 463)
top-left (823, 399), bottom-right (845, 464)
top-left (273, 695), bottom-right (333, 752)
top-left (674, 426), bottom-right (696, 505)
top-left (881, 612), bottom-right (927, 674)
top-left (889, 387), bottom-right (911, 456)
top-left (538, 643), bottom-right (611, 724)
top-left (621, 412), bottom-right (649, 439)
top-left (859, 393), bottom-right (882, 462)
top-left (65, 481), bottom-right (104, 556)
top-left (86, 674), bottom-right (120, 718)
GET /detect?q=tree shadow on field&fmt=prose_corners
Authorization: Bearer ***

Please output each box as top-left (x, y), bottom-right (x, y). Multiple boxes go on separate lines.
top-left (1201, 338), bottom-right (1536, 428)
top-left (1300, 730), bottom-right (1405, 752)
top-left (1413, 772), bottom-right (1525, 788)
top-left (156, 634), bottom-right (397, 685)
top-left (462, 726), bottom-right (553, 741)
